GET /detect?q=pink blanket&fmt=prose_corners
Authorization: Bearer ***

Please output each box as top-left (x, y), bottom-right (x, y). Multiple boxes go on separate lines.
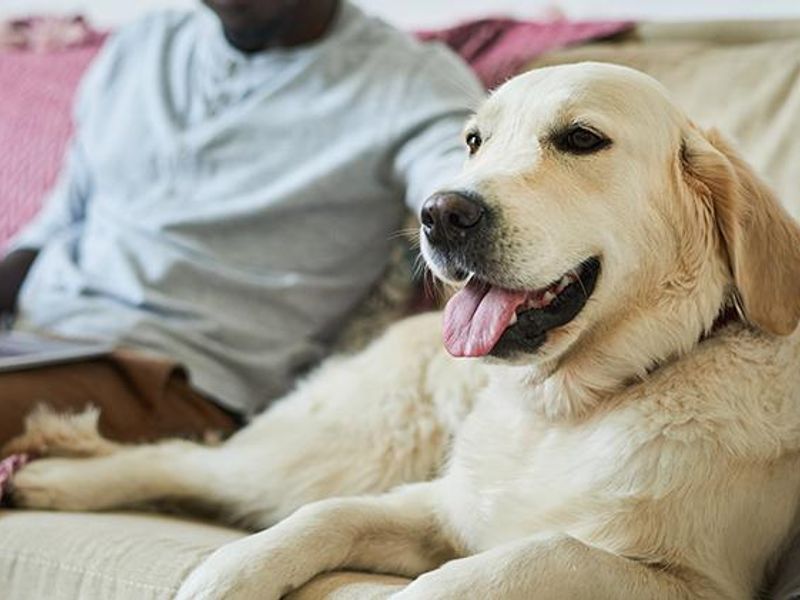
top-left (0, 16), bottom-right (631, 249)
top-left (0, 19), bottom-right (106, 249)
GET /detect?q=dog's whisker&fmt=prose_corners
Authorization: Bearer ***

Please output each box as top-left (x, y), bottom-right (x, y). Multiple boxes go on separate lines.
top-left (572, 267), bottom-right (589, 299)
top-left (419, 265), bottom-right (448, 307)
top-left (730, 290), bottom-right (746, 324)
top-left (387, 227), bottom-right (419, 242)
top-left (411, 254), bottom-right (428, 280)
top-left (423, 267), bottom-right (436, 301)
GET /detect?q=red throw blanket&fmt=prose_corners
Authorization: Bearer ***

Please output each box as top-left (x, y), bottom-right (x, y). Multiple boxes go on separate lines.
top-left (418, 18), bottom-right (631, 89)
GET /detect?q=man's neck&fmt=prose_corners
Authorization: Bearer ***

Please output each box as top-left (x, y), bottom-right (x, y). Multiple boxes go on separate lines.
top-left (224, 0), bottom-right (341, 54)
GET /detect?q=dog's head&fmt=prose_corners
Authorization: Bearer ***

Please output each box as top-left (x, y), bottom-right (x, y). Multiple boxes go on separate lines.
top-left (420, 62), bottom-right (800, 417)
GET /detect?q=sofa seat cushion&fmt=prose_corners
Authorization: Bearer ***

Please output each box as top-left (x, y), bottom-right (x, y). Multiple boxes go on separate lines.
top-left (0, 510), bottom-right (409, 599)
top-left (0, 510), bottom-right (243, 599)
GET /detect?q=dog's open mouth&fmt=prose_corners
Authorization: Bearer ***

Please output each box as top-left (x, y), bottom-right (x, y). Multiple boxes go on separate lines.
top-left (442, 257), bottom-right (601, 358)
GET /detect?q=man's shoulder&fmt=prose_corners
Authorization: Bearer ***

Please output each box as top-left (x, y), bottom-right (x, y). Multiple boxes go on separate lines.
top-left (354, 11), bottom-right (466, 76)
top-left (103, 10), bottom-right (194, 54)
top-left (347, 7), bottom-right (483, 104)
top-left (76, 10), bottom-right (195, 105)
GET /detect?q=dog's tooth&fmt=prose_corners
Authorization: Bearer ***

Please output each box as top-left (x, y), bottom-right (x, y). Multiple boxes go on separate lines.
top-left (509, 312), bottom-right (518, 325)
top-left (542, 291), bottom-right (556, 305)
top-left (555, 274), bottom-right (573, 294)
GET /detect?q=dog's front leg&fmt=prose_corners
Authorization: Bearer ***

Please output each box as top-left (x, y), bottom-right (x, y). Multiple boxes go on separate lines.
top-left (9, 439), bottom-right (224, 511)
top-left (176, 482), bottom-right (457, 600)
top-left (392, 535), bottom-right (701, 600)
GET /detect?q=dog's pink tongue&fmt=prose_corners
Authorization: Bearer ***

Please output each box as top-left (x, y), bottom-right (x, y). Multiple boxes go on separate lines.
top-left (443, 280), bottom-right (527, 357)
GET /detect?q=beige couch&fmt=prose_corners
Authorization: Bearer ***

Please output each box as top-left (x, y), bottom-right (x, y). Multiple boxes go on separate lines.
top-left (3, 20), bottom-right (800, 599)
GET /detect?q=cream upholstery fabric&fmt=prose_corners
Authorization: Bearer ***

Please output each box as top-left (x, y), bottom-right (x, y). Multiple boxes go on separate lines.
top-left (0, 511), bottom-right (242, 599)
top-left (0, 510), bottom-right (409, 599)
top-left (2, 20), bottom-right (800, 600)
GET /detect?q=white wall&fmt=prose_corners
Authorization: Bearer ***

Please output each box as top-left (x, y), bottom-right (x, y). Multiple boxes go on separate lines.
top-left (2, 0), bottom-right (800, 29)
top-left (357, 0), bottom-right (800, 29)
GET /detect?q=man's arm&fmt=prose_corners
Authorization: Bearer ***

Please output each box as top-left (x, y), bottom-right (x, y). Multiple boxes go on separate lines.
top-left (0, 249), bottom-right (38, 317)
top-left (2, 127), bottom-right (97, 321)
top-left (389, 46), bottom-right (485, 217)
top-left (1, 137), bottom-right (92, 321)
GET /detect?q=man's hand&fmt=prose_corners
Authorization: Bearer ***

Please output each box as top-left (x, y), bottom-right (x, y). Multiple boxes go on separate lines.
top-left (0, 249), bottom-right (38, 318)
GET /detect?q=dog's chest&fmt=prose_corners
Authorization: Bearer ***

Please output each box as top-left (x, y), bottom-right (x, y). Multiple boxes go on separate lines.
top-left (440, 397), bottom-right (651, 553)
top-left (439, 331), bottom-right (800, 554)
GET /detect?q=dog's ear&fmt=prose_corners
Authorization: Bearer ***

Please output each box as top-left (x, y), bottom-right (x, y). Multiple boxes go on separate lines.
top-left (681, 127), bottom-right (800, 336)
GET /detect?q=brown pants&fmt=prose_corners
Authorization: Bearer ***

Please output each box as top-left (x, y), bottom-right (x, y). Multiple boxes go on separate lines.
top-left (0, 350), bottom-right (240, 450)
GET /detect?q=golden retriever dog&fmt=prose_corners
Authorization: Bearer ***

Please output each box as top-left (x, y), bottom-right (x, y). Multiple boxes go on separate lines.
top-left (7, 62), bottom-right (800, 599)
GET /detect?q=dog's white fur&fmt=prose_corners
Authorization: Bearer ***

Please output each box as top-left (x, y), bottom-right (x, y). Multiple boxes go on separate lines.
top-left (5, 314), bottom-right (483, 525)
top-left (8, 62), bottom-right (800, 599)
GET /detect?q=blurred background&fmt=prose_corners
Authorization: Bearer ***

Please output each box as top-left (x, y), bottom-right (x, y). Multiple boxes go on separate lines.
top-left (3, 0), bottom-right (800, 248)
top-left (2, 0), bottom-right (800, 28)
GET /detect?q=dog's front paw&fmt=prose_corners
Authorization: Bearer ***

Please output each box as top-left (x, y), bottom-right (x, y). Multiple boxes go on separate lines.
top-left (177, 545), bottom-right (287, 600)
top-left (10, 458), bottom-right (108, 510)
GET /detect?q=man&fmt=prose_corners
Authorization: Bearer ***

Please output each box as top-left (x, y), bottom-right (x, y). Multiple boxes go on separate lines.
top-left (0, 0), bottom-right (483, 446)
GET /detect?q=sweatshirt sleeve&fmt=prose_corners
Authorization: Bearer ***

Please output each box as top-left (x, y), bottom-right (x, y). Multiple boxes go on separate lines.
top-left (8, 139), bottom-right (93, 252)
top-left (389, 43), bottom-right (485, 219)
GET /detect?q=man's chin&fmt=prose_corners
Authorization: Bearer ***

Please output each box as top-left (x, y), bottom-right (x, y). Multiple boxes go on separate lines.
top-left (222, 23), bottom-right (287, 52)
top-left (202, 0), bottom-right (291, 52)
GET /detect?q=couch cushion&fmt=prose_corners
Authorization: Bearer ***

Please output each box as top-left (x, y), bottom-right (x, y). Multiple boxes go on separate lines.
top-left (0, 510), bottom-right (410, 600)
top-left (0, 510), bottom-right (242, 599)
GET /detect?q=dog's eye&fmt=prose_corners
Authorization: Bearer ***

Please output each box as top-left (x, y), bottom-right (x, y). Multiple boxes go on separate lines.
top-left (556, 126), bottom-right (610, 155)
top-left (466, 131), bottom-right (482, 156)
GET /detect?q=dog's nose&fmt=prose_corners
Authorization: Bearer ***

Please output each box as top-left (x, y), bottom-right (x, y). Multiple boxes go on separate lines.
top-left (421, 192), bottom-right (485, 244)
